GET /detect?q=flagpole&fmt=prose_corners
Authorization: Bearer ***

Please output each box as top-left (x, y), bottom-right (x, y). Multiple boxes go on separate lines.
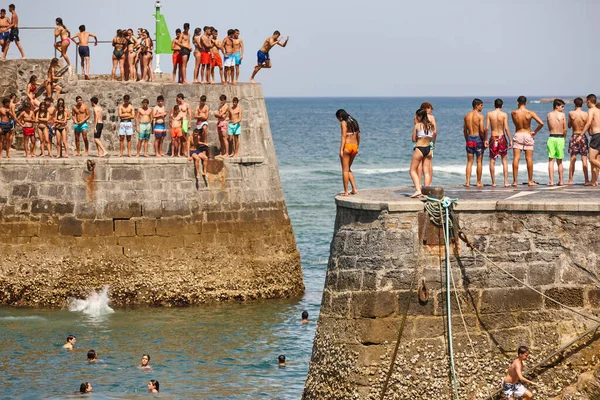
top-left (154, 1), bottom-right (162, 74)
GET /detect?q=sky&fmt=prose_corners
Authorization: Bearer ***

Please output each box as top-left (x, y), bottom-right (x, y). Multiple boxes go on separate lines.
top-left (6, 0), bottom-right (600, 97)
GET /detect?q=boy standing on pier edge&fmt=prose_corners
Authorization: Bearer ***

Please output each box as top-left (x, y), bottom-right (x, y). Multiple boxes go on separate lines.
top-left (463, 98), bottom-right (486, 187)
top-left (546, 99), bottom-right (567, 186)
top-left (511, 96), bottom-right (544, 186)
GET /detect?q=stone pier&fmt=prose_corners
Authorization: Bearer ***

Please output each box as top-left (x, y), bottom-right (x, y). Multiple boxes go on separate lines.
top-left (304, 186), bottom-right (600, 399)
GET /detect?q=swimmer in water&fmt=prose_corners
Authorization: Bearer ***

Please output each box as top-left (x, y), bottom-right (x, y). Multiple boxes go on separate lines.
top-left (301, 310), bottom-right (309, 324)
top-left (87, 349), bottom-right (97, 363)
top-left (79, 382), bottom-right (92, 394)
top-left (63, 335), bottom-right (76, 350)
top-left (139, 354), bottom-right (152, 370)
top-left (278, 354), bottom-right (286, 367)
top-left (148, 379), bottom-right (160, 393)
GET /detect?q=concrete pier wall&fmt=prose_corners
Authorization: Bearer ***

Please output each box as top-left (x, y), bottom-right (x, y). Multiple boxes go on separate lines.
top-left (304, 187), bottom-right (600, 399)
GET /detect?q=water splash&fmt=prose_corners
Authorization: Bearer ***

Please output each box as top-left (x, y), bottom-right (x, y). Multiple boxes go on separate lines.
top-left (68, 286), bottom-right (114, 316)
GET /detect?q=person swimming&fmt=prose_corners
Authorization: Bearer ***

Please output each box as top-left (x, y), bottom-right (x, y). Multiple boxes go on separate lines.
top-left (301, 310), bottom-right (309, 324)
top-left (87, 349), bottom-right (97, 363)
top-left (62, 334), bottom-right (76, 350)
top-left (79, 382), bottom-right (92, 394)
top-left (139, 354), bottom-right (152, 370)
top-left (147, 379), bottom-right (159, 393)
top-left (278, 354), bottom-right (286, 367)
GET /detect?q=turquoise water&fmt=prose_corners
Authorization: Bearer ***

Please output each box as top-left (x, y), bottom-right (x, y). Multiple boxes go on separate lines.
top-left (0, 97), bottom-right (584, 399)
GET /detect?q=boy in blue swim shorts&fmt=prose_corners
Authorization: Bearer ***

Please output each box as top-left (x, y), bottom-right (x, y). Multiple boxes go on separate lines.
top-left (136, 98), bottom-right (152, 157)
top-left (71, 95), bottom-right (90, 156)
top-left (250, 31), bottom-right (289, 83)
top-left (153, 95), bottom-right (167, 157)
top-left (227, 97), bottom-right (243, 157)
top-left (463, 98), bottom-right (486, 187)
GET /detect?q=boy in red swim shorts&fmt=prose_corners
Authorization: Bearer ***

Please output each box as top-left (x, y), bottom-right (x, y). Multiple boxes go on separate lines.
top-left (170, 104), bottom-right (184, 157)
top-left (486, 98), bottom-right (513, 187)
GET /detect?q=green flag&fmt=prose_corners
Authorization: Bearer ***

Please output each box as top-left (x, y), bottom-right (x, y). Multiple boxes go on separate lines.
top-left (154, 10), bottom-right (172, 55)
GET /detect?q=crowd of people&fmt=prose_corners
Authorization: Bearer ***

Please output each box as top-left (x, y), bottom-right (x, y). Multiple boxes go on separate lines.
top-left (336, 95), bottom-right (600, 197)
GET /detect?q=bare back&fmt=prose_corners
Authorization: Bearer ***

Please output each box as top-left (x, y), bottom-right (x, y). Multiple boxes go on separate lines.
top-left (464, 110), bottom-right (484, 137)
top-left (546, 110), bottom-right (566, 135)
top-left (512, 108), bottom-right (537, 133)
top-left (487, 110), bottom-right (508, 137)
top-left (587, 107), bottom-right (600, 133)
top-left (569, 109), bottom-right (587, 134)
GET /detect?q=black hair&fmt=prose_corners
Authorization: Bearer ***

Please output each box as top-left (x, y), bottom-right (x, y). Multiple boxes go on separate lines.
top-left (212, 29), bottom-right (218, 33)
top-left (157, 95), bottom-right (164, 102)
top-left (87, 349), bottom-right (97, 360)
top-left (193, 27), bottom-right (201, 36)
top-left (518, 346), bottom-right (529, 355)
top-left (177, 93), bottom-right (184, 99)
top-left (587, 94), bottom-right (597, 104)
top-left (142, 354), bottom-right (150, 361)
top-left (273, 30), bottom-right (280, 36)
top-left (200, 95), bottom-right (207, 101)
top-left (415, 108), bottom-right (434, 134)
top-left (278, 355), bottom-right (286, 363)
top-left (149, 379), bottom-right (160, 392)
top-left (56, 17), bottom-right (63, 26)
top-left (2, 98), bottom-right (10, 106)
top-left (301, 311), bottom-right (308, 319)
top-left (0, 9), bottom-right (5, 13)
top-left (234, 29), bottom-right (239, 33)
top-left (233, 97), bottom-right (239, 102)
top-left (142, 98), bottom-right (149, 104)
top-left (574, 97), bottom-right (583, 108)
top-left (9, 93), bottom-right (15, 99)
top-left (517, 96), bottom-right (527, 106)
top-left (183, 23), bottom-right (190, 30)
top-left (44, 97), bottom-right (53, 102)
top-left (9, 4), bottom-right (15, 10)
top-left (90, 96), bottom-right (98, 105)
top-left (75, 96), bottom-right (82, 101)
top-left (79, 382), bottom-right (90, 394)
top-left (227, 29), bottom-right (234, 36)
top-left (220, 94), bottom-right (227, 101)
top-left (123, 94), bottom-right (130, 101)
top-left (553, 98), bottom-right (565, 109)
top-left (335, 109), bottom-right (360, 133)
top-left (79, 25), bottom-right (85, 32)
top-left (494, 98), bottom-right (503, 109)
top-left (175, 28), bottom-right (181, 34)
top-left (472, 98), bottom-right (483, 108)
top-left (203, 26), bottom-right (209, 32)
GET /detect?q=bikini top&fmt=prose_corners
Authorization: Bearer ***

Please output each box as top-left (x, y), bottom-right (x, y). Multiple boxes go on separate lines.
top-left (346, 130), bottom-right (358, 135)
top-left (416, 129), bottom-right (434, 139)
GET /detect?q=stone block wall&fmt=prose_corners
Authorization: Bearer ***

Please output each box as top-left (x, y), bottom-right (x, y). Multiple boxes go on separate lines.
top-left (304, 203), bottom-right (600, 399)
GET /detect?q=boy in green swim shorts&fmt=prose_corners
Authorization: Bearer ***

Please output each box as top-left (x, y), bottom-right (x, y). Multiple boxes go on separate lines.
top-left (227, 97), bottom-right (243, 157)
top-left (546, 98), bottom-right (567, 186)
top-left (136, 98), bottom-right (153, 157)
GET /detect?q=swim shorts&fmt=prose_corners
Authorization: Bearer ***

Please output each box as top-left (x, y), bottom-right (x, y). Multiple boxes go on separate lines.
top-left (224, 54), bottom-right (235, 68)
top-left (154, 122), bottom-right (166, 137)
top-left (257, 50), bottom-right (270, 65)
top-left (547, 135), bottom-right (565, 159)
top-left (513, 132), bottom-right (535, 151)
top-left (0, 31), bottom-right (9, 42)
top-left (171, 126), bottom-right (182, 138)
top-left (466, 135), bottom-right (484, 157)
top-left (190, 149), bottom-right (201, 157)
top-left (119, 120), bottom-right (133, 136)
top-left (74, 122), bottom-right (88, 133)
top-left (23, 126), bottom-right (34, 136)
top-left (234, 51), bottom-right (242, 65)
top-left (568, 134), bottom-right (588, 156)
top-left (0, 121), bottom-right (10, 135)
top-left (211, 53), bottom-right (223, 68)
top-left (590, 133), bottom-right (600, 151)
top-left (48, 124), bottom-right (55, 138)
top-left (489, 135), bottom-right (508, 159)
top-left (200, 51), bottom-right (211, 65)
top-left (95, 123), bottom-right (103, 139)
top-left (180, 47), bottom-right (191, 57)
top-left (78, 45), bottom-right (90, 58)
top-left (196, 121), bottom-right (208, 131)
top-left (138, 122), bottom-right (151, 140)
top-left (172, 51), bottom-right (182, 65)
top-left (217, 120), bottom-right (228, 133)
top-left (182, 120), bottom-right (189, 134)
top-left (228, 122), bottom-right (241, 136)
top-left (502, 381), bottom-right (527, 399)
top-left (9, 27), bottom-right (19, 42)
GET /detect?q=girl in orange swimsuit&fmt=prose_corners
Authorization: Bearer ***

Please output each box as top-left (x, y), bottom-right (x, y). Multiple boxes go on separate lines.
top-left (336, 109), bottom-right (361, 196)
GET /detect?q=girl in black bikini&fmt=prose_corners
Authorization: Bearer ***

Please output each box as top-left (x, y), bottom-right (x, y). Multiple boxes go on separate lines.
top-left (111, 29), bottom-right (127, 81)
top-left (409, 108), bottom-right (435, 198)
top-left (140, 29), bottom-right (154, 82)
top-left (54, 100), bottom-right (70, 158)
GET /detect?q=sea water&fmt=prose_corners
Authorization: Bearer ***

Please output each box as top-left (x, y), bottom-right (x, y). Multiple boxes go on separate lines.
top-left (0, 97), bottom-right (587, 399)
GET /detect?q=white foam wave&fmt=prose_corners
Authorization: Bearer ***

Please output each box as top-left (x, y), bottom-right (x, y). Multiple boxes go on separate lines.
top-left (0, 316), bottom-right (47, 321)
top-left (68, 286), bottom-right (114, 316)
top-left (354, 167), bottom-right (409, 175)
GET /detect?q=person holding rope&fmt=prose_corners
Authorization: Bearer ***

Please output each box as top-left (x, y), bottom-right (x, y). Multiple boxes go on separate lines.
top-left (502, 346), bottom-right (536, 400)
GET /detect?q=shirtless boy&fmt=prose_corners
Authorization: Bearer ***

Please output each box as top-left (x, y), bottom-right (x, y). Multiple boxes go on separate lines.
top-left (72, 96), bottom-right (90, 156)
top-left (194, 95), bottom-right (209, 143)
top-left (232, 29), bottom-right (244, 84)
top-left (118, 94), bottom-right (135, 157)
top-left (63, 335), bottom-right (76, 350)
top-left (463, 98), bottom-right (486, 187)
top-left (511, 96), bottom-right (544, 186)
top-left (200, 26), bottom-right (213, 84)
top-left (1, 4), bottom-right (25, 60)
top-left (486, 98), bottom-right (513, 187)
top-left (228, 97), bottom-right (242, 157)
top-left (546, 99), bottom-right (567, 186)
top-left (0, 9), bottom-right (10, 54)
top-left (179, 23), bottom-right (192, 84)
top-left (210, 29), bottom-right (224, 84)
top-left (153, 95), bottom-right (167, 156)
top-left (17, 102), bottom-right (35, 157)
top-left (71, 25), bottom-right (97, 80)
top-left (175, 93), bottom-right (191, 153)
top-left (90, 96), bottom-right (106, 157)
top-left (567, 97), bottom-right (590, 185)
top-left (169, 104), bottom-right (184, 157)
top-left (223, 29), bottom-right (235, 85)
top-left (6, 93), bottom-right (18, 157)
top-left (215, 94), bottom-right (230, 157)
top-left (0, 98), bottom-right (11, 158)
top-left (171, 29), bottom-right (182, 84)
top-left (45, 97), bottom-right (57, 156)
top-left (502, 346), bottom-right (536, 400)
top-left (250, 31), bottom-right (289, 83)
top-left (187, 128), bottom-right (209, 178)
top-left (580, 94), bottom-right (600, 186)
top-left (136, 98), bottom-right (152, 157)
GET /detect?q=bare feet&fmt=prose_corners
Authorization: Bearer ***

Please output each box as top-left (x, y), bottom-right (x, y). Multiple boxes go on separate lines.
top-left (340, 192), bottom-right (349, 197)
top-left (250, 79), bottom-right (255, 84)
top-left (410, 191), bottom-right (421, 198)
top-left (511, 182), bottom-right (518, 187)
top-left (528, 181), bottom-right (539, 186)
top-left (350, 190), bottom-right (358, 195)
top-left (476, 182), bottom-right (484, 187)
top-left (557, 182), bottom-right (563, 186)
top-left (491, 183), bottom-right (497, 187)
top-left (547, 182), bottom-right (554, 186)
top-left (566, 180), bottom-right (573, 185)
top-left (83, 152), bottom-right (88, 157)
top-left (584, 182), bottom-right (592, 186)
top-left (504, 183), bottom-right (510, 187)
top-left (463, 183), bottom-right (470, 187)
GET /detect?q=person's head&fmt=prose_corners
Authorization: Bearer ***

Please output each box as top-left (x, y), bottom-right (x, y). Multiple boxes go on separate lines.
top-left (175, 28), bottom-right (181, 38)
top-left (141, 354), bottom-right (150, 366)
top-left (176, 93), bottom-right (185, 104)
top-left (123, 94), bottom-right (130, 104)
top-left (183, 23), bottom-right (190, 31)
top-left (194, 27), bottom-right (201, 37)
top-left (38, 102), bottom-right (47, 113)
top-left (415, 108), bottom-right (428, 123)
top-left (574, 97), bottom-right (583, 108)
top-left (232, 97), bottom-right (239, 106)
top-left (148, 379), bottom-right (159, 393)
top-left (57, 98), bottom-right (65, 106)
top-left (50, 58), bottom-right (59, 68)
top-left (518, 345), bottom-right (529, 359)
top-left (1, 9), bottom-right (7, 17)
top-left (90, 96), bottom-right (98, 106)
top-left (2, 98), bottom-right (10, 107)
top-left (335, 109), bottom-right (360, 133)
top-left (586, 94), bottom-right (597, 107)
top-left (79, 382), bottom-right (92, 394)
top-left (57, 102), bottom-right (65, 114)
top-left (494, 98), bottom-right (503, 109)
top-left (87, 349), bottom-right (97, 360)
top-left (472, 98), bottom-right (483, 110)
top-left (273, 30), bottom-right (281, 38)
top-left (28, 75), bottom-right (37, 84)
top-left (278, 355), bottom-right (286, 365)
top-left (419, 102), bottom-right (433, 113)
top-left (517, 96), bottom-right (527, 106)
top-left (301, 311), bottom-right (309, 320)
top-left (220, 94), bottom-right (227, 103)
top-left (212, 29), bottom-right (218, 38)
top-left (55, 17), bottom-right (63, 27)
top-left (76, 96), bottom-right (83, 106)
top-left (227, 29), bottom-right (234, 37)
top-left (553, 98), bottom-right (565, 110)
top-left (79, 25), bottom-right (85, 32)
top-left (142, 98), bottom-right (149, 108)
top-left (203, 25), bottom-right (210, 33)
top-left (200, 95), bottom-right (207, 105)
top-left (9, 4), bottom-right (15, 12)
top-left (23, 102), bottom-right (31, 111)
top-left (173, 104), bottom-right (180, 114)
top-left (234, 29), bottom-right (240, 38)
top-left (157, 95), bottom-right (164, 106)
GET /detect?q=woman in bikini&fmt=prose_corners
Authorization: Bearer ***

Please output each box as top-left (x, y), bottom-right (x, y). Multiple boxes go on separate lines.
top-left (54, 100), bottom-right (70, 158)
top-left (409, 108), bottom-right (436, 198)
top-left (139, 29), bottom-right (154, 82)
top-left (54, 18), bottom-right (71, 66)
top-left (25, 75), bottom-right (40, 110)
top-left (192, 27), bottom-right (202, 83)
top-left (125, 29), bottom-right (139, 81)
top-left (45, 58), bottom-right (62, 100)
top-left (336, 109), bottom-right (360, 196)
top-left (111, 29), bottom-right (127, 81)
top-left (36, 102), bottom-right (53, 158)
